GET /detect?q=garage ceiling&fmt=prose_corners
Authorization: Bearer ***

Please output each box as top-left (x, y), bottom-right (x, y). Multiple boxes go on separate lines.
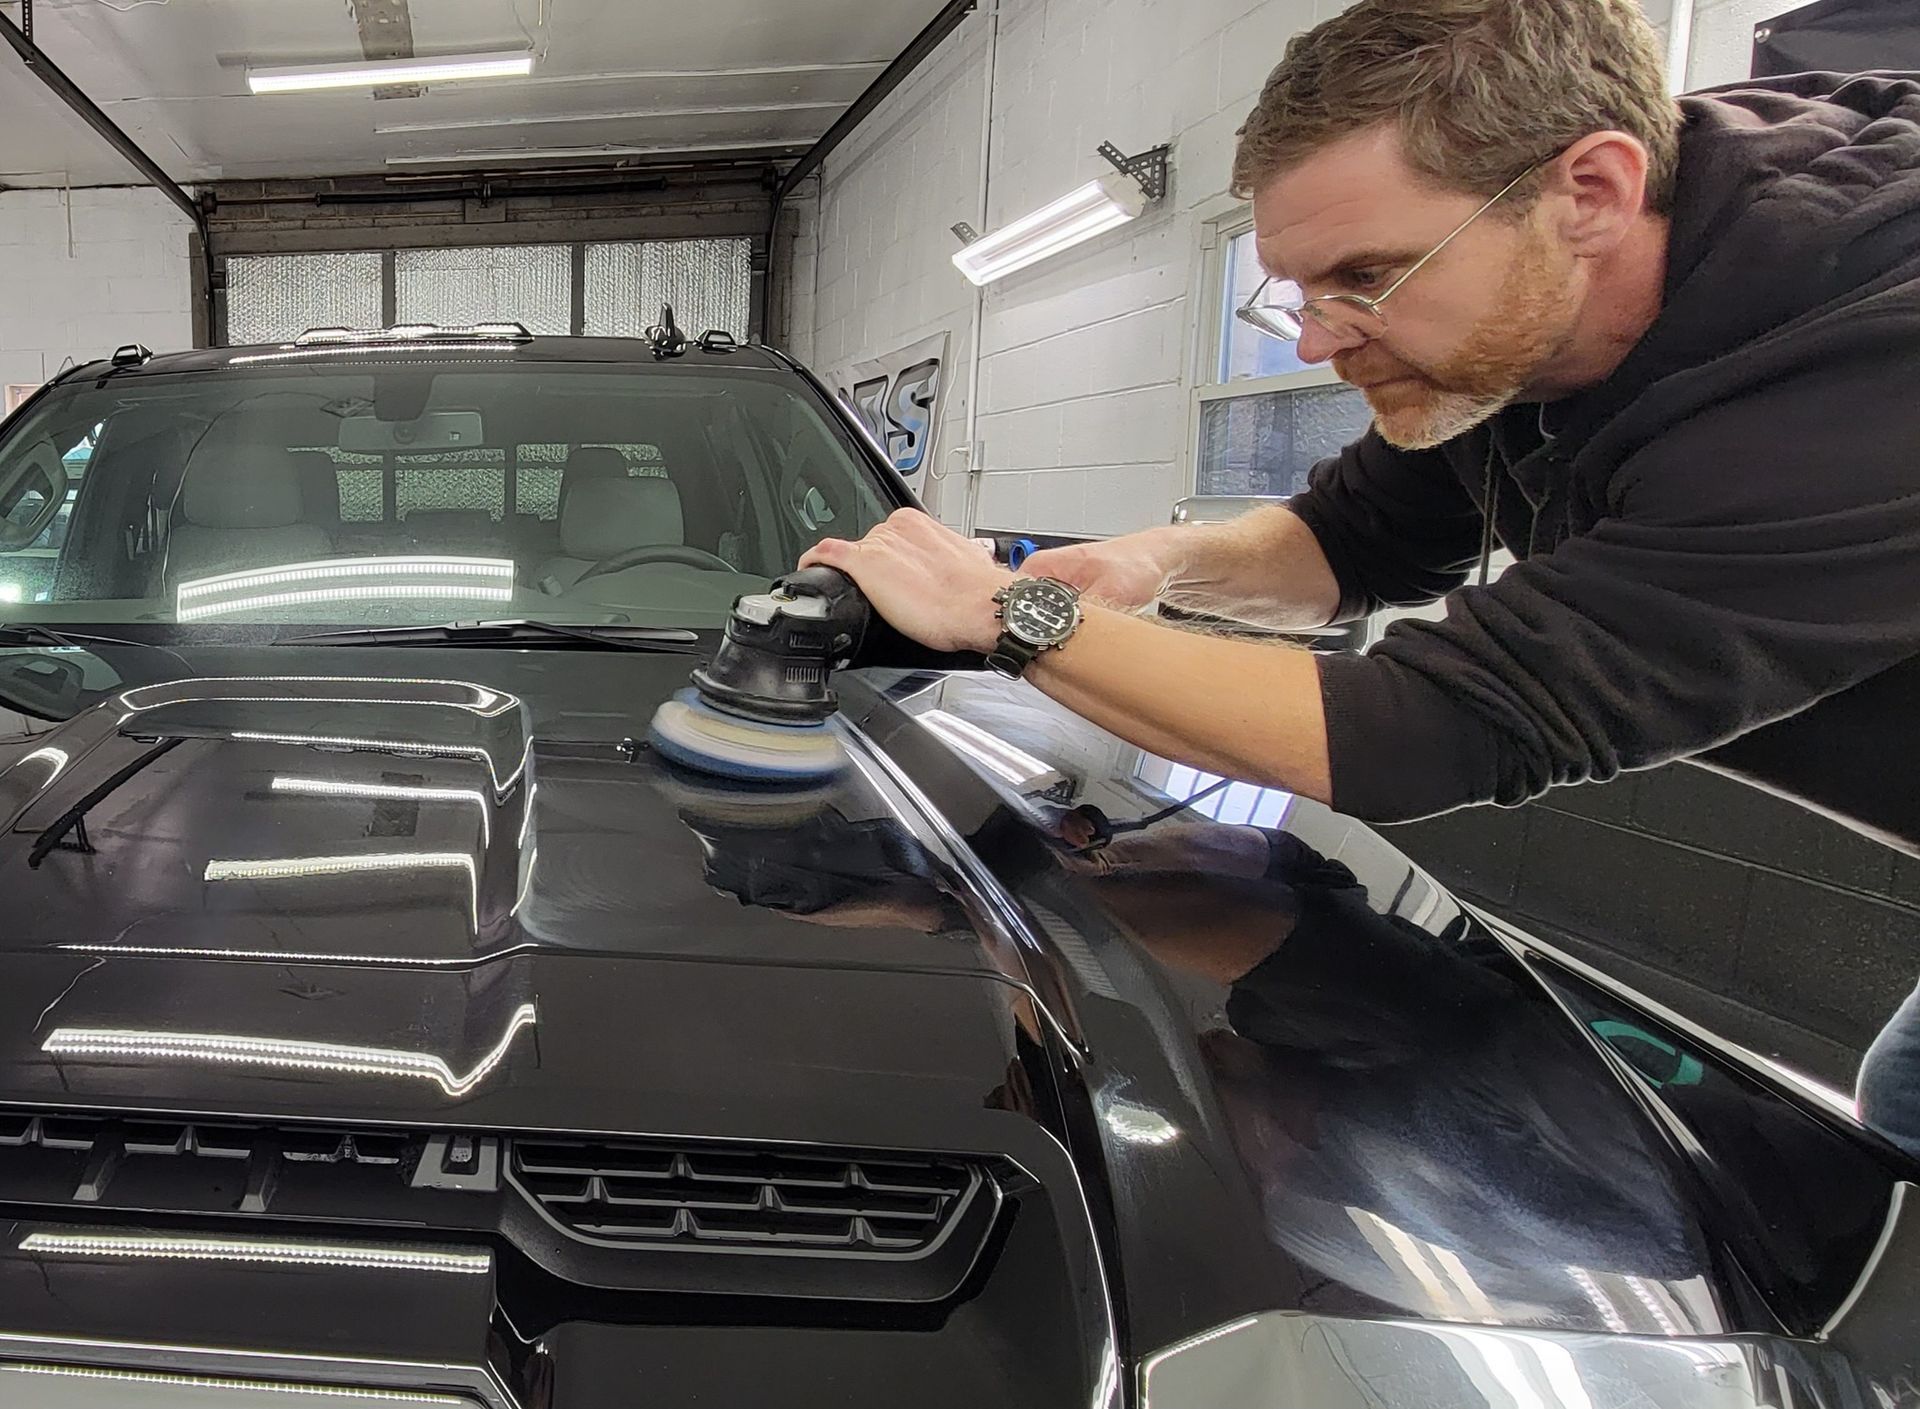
top-left (0, 0), bottom-right (945, 187)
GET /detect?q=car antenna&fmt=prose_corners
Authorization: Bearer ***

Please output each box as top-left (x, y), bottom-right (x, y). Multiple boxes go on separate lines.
top-left (646, 305), bottom-right (688, 360)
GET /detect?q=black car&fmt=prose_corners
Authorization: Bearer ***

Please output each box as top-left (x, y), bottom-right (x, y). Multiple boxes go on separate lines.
top-left (0, 326), bottom-right (1911, 1408)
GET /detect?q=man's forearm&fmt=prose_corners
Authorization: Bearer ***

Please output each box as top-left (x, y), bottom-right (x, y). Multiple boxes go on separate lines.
top-left (1028, 604), bottom-right (1334, 804)
top-left (1151, 506), bottom-right (1344, 629)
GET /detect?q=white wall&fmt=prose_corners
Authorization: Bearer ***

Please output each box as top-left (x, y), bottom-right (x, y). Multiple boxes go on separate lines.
top-left (794, 0), bottom-right (1681, 538)
top-left (0, 187), bottom-right (196, 396)
top-left (1684, 0), bottom-right (1803, 89)
top-left (804, 0), bottom-right (1339, 537)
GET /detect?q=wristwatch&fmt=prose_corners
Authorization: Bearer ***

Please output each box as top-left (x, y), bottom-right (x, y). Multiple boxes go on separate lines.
top-left (987, 577), bottom-right (1083, 678)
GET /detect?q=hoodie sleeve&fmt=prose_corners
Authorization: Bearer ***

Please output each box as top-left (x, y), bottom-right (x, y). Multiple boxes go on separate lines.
top-left (1316, 351), bottom-right (1920, 822)
top-left (1286, 426), bottom-right (1487, 622)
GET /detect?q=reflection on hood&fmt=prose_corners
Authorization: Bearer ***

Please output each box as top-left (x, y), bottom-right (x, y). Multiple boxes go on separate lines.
top-left (1204, 839), bottom-right (1717, 1332)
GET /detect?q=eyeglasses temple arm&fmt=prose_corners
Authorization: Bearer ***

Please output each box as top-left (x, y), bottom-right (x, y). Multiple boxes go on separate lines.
top-left (1374, 163), bottom-right (1542, 306)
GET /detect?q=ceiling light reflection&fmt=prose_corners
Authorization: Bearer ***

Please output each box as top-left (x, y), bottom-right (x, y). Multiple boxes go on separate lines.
top-left (918, 709), bottom-right (1062, 792)
top-left (234, 733), bottom-right (518, 792)
top-left (179, 583), bottom-right (514, 622)
top-left (60, 941), bottom-right (536, 969)
top-left (118, 676), bottom-right (512, 715)
top-left (18, 746), bottom-right (68, 783)
top-left (205, 851), bottom-right (478, 932)
top-left (176, 557), bottom-right (515, 602)
top-left (3, 1364), bottom-right (469, 1406)
top-left (42, 1002), bottom-right (536, 1098)
top-left (272, 776), bottom-right (491, 845)
top-left (20, 1231), bottom-right (489, 1275)
top-left (1101, 1101), bottom-right (1180, 1147)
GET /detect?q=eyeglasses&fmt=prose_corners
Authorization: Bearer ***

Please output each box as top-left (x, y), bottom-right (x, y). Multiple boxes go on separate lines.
top-left (1235, 159), bottom-right (1547, 348)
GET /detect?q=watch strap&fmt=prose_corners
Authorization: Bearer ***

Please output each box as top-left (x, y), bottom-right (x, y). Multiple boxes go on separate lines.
top-left (986, 633), bottom-right (1041, 678)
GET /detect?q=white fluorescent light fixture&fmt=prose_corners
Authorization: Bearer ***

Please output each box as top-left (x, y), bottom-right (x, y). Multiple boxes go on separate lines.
top-left (249, 51), bottom-right (534, 95)
top-left (952, 171), bottom-right (1148, 286)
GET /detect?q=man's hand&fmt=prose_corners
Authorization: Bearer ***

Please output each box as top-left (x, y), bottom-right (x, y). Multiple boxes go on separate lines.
top-left (1018, 527), bottom-right (1187, 611)
top-left (799, 509), bottom-right (1013, 654)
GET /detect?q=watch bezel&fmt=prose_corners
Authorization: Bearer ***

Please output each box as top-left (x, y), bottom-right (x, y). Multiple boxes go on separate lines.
top-left (997, 578), bottom-right (1081, 647)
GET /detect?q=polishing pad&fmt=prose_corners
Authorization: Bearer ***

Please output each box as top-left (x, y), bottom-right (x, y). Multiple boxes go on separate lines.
top-left (648, 688), bottom-right (847, 783)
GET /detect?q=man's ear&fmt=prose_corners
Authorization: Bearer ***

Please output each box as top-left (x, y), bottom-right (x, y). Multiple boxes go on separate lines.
top-left (1546, 131), bottom-right (1651, 257)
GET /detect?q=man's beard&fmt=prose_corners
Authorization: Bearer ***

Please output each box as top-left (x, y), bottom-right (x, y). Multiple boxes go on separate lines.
top-left (1340, 227), bottom-right (1578, 451)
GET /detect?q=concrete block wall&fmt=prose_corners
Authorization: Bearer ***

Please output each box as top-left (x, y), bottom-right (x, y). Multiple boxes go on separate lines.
top-left (802, 0), bottom-right (1353, 533)
top-left (0, 188), bottom-right (196, 392)
top-left (795, 0), bottom-right (1679, 536)
top-left (1384, 767), bottom-right (1920, 1090)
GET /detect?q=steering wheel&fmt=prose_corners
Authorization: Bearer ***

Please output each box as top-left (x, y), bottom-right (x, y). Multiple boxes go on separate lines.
top-left (573, 543), bottom-right (737, 585)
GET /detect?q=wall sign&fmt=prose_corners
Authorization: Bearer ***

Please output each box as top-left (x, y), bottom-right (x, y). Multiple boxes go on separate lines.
top-left (831, 333), bottom-right (948, 488)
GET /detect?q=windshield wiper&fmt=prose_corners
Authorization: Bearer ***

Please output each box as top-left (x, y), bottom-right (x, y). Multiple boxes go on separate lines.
top-left (0, 623), bottom-right (137, 652)
top-left (287, 620), bottom-right (703, 652)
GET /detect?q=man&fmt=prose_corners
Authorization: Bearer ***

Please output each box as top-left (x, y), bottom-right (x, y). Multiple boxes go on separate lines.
top-left (804, 0), bottom-right (1920, 865)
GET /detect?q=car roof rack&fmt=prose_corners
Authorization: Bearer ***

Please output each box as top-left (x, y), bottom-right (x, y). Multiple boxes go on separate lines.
top-left (292, 322), bottom-right (535, 348)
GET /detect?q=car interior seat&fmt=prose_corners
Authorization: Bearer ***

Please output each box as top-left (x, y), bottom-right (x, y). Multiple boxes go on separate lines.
top-left (165, 413), bottom-right (334, 588)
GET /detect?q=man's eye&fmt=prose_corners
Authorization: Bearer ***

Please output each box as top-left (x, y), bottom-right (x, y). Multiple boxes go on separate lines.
top-left (1345, 267), bottom-right (1389, 292)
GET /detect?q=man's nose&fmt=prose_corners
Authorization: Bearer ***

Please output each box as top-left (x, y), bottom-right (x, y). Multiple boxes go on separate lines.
top-left (1293, 320), bottom-right (1347, 365)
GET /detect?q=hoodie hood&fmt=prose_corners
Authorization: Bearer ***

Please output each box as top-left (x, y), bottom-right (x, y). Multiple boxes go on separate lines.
top-left (1557, 73), bottom-right (1920, 441)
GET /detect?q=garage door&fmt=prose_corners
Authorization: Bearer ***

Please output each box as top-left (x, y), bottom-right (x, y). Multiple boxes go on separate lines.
top-left (224, 237), bottom-right (752, 346)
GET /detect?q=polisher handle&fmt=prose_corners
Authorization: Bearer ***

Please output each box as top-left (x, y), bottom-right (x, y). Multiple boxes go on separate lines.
top-left (771, 565), bottom-right (984, 674)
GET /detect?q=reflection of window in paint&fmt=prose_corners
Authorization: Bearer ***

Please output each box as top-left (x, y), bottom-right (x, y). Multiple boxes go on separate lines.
top-left (1134, 753), bottom-right (1293, 828)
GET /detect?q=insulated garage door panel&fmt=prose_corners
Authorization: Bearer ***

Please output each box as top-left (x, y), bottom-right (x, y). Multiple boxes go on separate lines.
top-left (395, 245), bottom-right (572, 335)
top-left (585, 239), bottom-right (751, 340)
top-left (225, 253), bottom-right (383, 345)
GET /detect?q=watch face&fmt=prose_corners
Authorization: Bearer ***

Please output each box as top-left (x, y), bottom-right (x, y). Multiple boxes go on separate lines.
top-left (1004, 580), bottom-right (1078, 646)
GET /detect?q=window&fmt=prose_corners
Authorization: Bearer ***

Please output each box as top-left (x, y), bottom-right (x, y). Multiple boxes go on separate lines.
top-left (585, 240), bottom-right (752, 340)
top-left (0, 362), bottom-right (891, 630)
top-left (396, 246), bottom-right (572, 336)
top-left (1191, 225), bottom-right (1373, 499)
top-left (224, 239), bottom-right (755, 346)
top-left (226, 254), bottom-right (383, 346)
top-left (396, 448), bottom-right (508, 521)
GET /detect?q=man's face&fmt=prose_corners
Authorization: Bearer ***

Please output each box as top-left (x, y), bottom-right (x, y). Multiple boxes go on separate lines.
top-left (1251, 126), bottom-right (1584, 449)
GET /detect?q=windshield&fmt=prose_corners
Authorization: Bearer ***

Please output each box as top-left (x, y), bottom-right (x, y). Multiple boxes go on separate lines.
top-left (0, 359), bottom-right (894, 632)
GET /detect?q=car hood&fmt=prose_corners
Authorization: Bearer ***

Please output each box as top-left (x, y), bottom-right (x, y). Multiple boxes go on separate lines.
top-left (0, 648), bottom-right (1042, 1158)
top-left (0, 642), bottom-right (1902, 1373)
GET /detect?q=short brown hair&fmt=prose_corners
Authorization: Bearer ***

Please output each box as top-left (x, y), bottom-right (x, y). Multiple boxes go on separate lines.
top-left (1232, 0), bottom-right (1683, 214)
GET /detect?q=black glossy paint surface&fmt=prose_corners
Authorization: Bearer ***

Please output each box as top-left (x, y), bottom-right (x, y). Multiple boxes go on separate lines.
top-left (0, 642), bottom-right (1906, 1404)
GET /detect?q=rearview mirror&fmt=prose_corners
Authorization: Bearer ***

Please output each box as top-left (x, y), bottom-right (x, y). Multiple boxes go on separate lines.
top-left (340, 410), bottom-right (485, 454)
top-left (0, 439), bottom-right (68, 551)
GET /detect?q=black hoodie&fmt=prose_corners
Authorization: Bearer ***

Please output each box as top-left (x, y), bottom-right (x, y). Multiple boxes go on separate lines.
top-left (1291, 74), bottom-right (1920, 857)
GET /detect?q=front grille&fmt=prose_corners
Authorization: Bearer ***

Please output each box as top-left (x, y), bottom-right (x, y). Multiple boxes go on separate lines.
top-left (0, 1109), bottom-right (1001, 1298)
top-left (509, 1139), bottom-right (985, 1256)
top-left (0, 1112), bottom-right (412, 1207)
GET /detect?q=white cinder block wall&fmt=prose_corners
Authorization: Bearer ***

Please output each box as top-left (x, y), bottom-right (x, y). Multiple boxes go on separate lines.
top-left (791, 0), bottom-right (1690, 537)
top-left (0, 188), bottom-right (196, 395)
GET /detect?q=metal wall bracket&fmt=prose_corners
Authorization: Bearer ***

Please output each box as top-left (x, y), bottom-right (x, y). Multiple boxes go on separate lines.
top-left (950, 221), bottom-right (979, 246)
top-left (1098, 141), bottom-right (1171, 202)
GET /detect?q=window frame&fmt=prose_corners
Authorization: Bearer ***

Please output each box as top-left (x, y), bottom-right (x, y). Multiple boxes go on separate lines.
top-left (1184, 201), bottom-right (1348, 500)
